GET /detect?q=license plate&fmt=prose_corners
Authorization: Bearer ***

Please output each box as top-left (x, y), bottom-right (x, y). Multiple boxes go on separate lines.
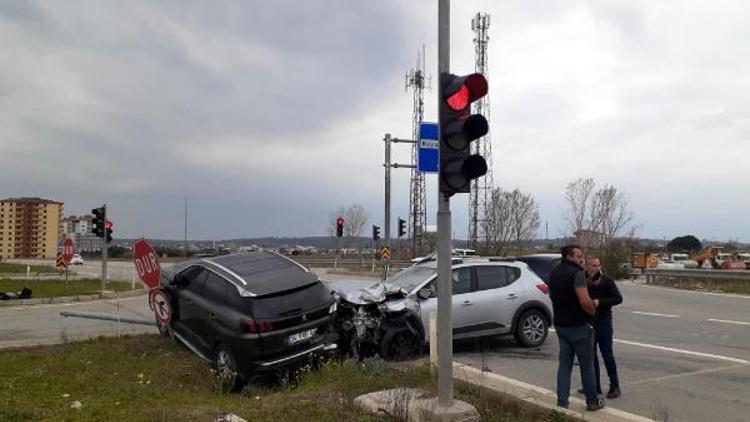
top-left (287, 328), bottom-right (316, 345)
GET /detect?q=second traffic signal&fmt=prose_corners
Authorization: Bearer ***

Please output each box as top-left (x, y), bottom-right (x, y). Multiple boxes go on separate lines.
top-left (372, 225), bottom-right (380, 241)
top-left (91, 206), bottom-right (105, 238)
top-left (439, 72), bottom-right (489, 197)
top-left (398, 218), bottom-right (406, 238)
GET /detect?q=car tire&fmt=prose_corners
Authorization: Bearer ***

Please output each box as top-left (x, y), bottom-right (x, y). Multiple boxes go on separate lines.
top-left (380, 327), bottom-right (421, 361)
top-left (214, 343), bottom-right (245, 393)
top-left (515, 309), bottom-right (548, 348)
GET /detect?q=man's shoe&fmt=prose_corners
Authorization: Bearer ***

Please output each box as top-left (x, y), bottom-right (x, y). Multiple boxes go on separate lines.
top-left (607, 387), bottom-right (621, 399)
top-left (577, 388), bottom-right (603, 395)
top-left (586, 398), bottom-right (605, 411)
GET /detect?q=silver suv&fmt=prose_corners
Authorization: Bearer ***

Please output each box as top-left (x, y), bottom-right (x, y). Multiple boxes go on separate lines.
top-left (331, 257), bottom-right (553, 360)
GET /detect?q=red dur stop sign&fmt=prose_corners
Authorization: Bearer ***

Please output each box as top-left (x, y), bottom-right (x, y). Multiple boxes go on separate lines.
top-left (133, 239), bottom-right (161, 290)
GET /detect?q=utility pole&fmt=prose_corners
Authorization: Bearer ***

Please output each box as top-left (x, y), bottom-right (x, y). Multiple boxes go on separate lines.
top-left (183, 196), bottom-right (188, 256)
top-left (437, 0), bottom-right (453, 407)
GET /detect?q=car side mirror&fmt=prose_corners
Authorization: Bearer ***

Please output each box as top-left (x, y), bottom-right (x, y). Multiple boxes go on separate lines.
top-left (417, 288), bottom-right (432, 300)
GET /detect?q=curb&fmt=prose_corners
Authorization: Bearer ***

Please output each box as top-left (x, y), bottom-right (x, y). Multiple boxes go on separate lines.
top-left (0, 288), bottom-right (147, 307)
top-left (453, 362), bottom-right (655, 422)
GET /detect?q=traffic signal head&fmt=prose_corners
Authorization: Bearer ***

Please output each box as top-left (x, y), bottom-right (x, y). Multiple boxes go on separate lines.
top-left (106, 227), bottom-right (113, 243)
top-left (91, 207), bottom-right (105, 238)
top-left (439, 72), bottom-right (489, 197)
top-left (336, 217), bottom-right (344, 238)
top-left (372, 225), bottom-right (380, 241)
top-left (398, 218), bottom-right (406, 238)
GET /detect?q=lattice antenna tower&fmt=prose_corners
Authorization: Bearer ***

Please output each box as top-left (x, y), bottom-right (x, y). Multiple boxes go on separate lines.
top-left (468, 12), bottom-right (493, 250)
top-left (405, 45), bottom-right (431, 255)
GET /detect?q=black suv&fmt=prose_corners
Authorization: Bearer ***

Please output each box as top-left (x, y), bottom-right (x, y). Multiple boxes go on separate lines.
top-left (516, 254), bottom-right (562, 285)
top-left (158, 251), bottom-right (338, 389)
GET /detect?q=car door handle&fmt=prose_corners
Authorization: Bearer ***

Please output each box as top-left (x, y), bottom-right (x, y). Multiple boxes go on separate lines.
top-left (506, 294), bottom-right (518, 300)
top-left (461, 300), bottom-right (473, 306)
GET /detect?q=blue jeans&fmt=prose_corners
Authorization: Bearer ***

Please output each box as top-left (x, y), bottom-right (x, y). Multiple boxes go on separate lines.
top-left (556, 324), bottom-right (597, 407)
top-left (594, 317), bottom-right (620, 390)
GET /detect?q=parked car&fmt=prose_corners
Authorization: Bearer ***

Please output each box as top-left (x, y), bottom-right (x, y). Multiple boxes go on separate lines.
top-left (70, 254), bottom-right (84, 265)
top-left (330, 257), bottom-right (553, 361)
top-left (157, 251), bottom-right (338, 390)
top-left (516, 254), bottom-right (561, 284)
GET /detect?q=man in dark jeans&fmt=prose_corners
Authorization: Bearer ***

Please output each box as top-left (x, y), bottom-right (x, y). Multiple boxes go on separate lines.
top-left (549, 245), bottom-right (604, 411)
top-left (585, 257), bottom-right (623, 399)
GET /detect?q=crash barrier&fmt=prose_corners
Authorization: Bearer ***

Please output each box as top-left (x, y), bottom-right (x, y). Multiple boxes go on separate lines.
top-left (60, 310), bottom-right (156, 326)
top-left (645, 268), bottom-right (750, 294)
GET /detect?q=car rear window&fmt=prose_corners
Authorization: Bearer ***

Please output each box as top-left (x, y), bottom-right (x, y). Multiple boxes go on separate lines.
top-left (476, 266), bottom-right (521, 290)
top-left (248, 281), bottom-right (331, 319)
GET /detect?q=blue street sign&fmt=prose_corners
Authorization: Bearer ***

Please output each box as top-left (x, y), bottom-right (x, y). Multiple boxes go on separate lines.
top-left (418, 122), bottom-right (439, 173)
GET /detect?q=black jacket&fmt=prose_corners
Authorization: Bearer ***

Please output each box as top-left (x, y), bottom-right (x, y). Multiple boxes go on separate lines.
top-left (549, 259), bottom-right (592, 327)
top-left (588, 273), bottom-right (622, 322)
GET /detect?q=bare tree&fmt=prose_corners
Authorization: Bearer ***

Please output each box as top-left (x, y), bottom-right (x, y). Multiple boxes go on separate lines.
top-left (590, 184), bottom-right (634, 246)
top-left (326, 204), bottom-right (369, 249)
top-left (507, 189), bottom-right (541, 253)
top-left (563, 177), bottom-right (596, 237)
top-left (485, 188), bottom-right (514, 255)
top-left (485, 188), bottom-right (540, 254)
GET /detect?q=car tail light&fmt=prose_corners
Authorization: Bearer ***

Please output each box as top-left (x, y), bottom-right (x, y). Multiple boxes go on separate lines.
top-left (536, 283), bottom-right (549, 294)
top-left (246, 320), bottom-right (274, 334)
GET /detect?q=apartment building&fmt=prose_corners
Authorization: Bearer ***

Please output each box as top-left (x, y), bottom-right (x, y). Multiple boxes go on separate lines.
top-left (0, 197), bottom-right (64, 259)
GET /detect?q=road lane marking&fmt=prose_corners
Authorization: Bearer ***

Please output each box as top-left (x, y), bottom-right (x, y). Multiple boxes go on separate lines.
top-left (632, 311), bottom-right (680, 318)
top-left (623, 363), bottom-right (749, 386)
top-left (550, 327), bottom-right (749, 364)
top-left (614, 339), bottom-right (749, 364)
top-left (708, 318), bottom-right (750, 326)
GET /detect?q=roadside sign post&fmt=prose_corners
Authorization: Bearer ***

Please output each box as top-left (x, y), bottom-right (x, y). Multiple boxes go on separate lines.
top-left (61, 238), bottom-right (74, 285)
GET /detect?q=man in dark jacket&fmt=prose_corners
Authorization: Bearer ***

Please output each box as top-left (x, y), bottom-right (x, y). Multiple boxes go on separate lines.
top-left (549, 245), bottom-right (604, 411)
top-left (586, 257), bottom-right (623, 399)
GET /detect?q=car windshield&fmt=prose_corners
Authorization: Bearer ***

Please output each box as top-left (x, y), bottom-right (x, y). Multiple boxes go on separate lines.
top-left (385, 266), bottom-right (437, 292)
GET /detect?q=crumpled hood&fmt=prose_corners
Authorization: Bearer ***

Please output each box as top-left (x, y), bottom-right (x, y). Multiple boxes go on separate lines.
top-left (325, 279), bottom-right (404, 305)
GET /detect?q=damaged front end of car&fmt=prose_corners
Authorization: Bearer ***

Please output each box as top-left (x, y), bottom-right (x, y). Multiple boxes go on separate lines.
top-left (333, 282), bottom-right (424, 361)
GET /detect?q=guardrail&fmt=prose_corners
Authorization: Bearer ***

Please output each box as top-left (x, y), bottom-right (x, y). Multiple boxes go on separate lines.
top-left (645, 268), bottom-right (750, 294)
top-left (292, 257), bottom-right (413, 267)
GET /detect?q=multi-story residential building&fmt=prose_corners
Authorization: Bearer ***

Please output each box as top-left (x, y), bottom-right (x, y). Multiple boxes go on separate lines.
top-left (63, 215), bottom-right (102, 252)
top-left (0, 197), bottom-right (64, 259)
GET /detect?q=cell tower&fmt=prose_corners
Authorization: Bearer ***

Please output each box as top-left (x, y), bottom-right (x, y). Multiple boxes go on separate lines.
top-left (468, 12), bottom-right (493, 250)
top-left (405, 46), bottom-right (429, 256)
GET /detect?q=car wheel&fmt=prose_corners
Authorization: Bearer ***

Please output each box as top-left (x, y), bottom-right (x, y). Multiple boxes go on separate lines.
top-left (214, 344), bottom-right (245, 393)
top-left (380, 327), bottom-right (421, 361)
top-left (515, 309), bottom-right (548, 348)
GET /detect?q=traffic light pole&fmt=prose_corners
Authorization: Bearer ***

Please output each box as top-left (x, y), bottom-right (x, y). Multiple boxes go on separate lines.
top-left (437, 0), bottom-right (453, 407)
top-left (101, 204), bottom-right (108, 292)
top-left (384, 134), bottom-right (391, 251)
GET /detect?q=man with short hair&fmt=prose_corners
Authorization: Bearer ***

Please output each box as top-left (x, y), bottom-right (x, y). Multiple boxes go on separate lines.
top-left (549, 245), bottom-right (604, 411)
top-left (585, 257), bottom-right (622, 399)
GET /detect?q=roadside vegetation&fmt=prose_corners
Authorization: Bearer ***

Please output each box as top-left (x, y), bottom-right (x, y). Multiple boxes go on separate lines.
top-left (0, 262), bottom-right (59, 274)
top-left (0, 278), bottom-right (140, 298)
top-left (0, 335), bottom-right (573, 422)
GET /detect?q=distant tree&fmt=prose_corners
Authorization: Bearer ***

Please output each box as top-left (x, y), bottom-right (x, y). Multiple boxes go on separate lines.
top-left (667, 235), bottom-right (702, 252)
top-left (590, 183), bottom-right (635, 246)
top-left (326, 204), bottom-right (369, 249)
top-left (486, 188), bottom-right (540, 254)
top-left (563, 177), bottom-right (596, 237)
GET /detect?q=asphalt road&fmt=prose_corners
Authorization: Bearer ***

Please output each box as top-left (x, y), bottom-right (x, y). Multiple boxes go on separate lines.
top-left (2, 264), bottom-right (748, 421)
top-left (455, 281), bottom-right (750, 422)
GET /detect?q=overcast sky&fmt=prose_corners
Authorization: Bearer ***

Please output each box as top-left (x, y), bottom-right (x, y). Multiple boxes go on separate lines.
top-left (2, 1), bottom-right (749, 242)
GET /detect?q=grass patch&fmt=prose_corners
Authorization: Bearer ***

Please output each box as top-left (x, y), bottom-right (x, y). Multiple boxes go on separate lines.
top-left (0, 335), bottom-right (575, 422)
top-left (0, 278), bottom-right (140, 298)
top-left (0, 263), bottom-right (59, 274)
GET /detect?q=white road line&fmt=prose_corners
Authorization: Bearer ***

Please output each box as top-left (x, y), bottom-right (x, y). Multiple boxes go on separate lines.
top-left (614, 339), bottom-right (750, 364)
top-left (632, 311), bottom-right (680, 318)
top-left (708, 318), bottom-right (750, 326)
top-left (550, 327), bottom-right (749, 364)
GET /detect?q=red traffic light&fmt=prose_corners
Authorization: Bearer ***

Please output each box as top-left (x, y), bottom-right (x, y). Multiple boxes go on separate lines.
top-left (444, 73), bottom-right (488, 112)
